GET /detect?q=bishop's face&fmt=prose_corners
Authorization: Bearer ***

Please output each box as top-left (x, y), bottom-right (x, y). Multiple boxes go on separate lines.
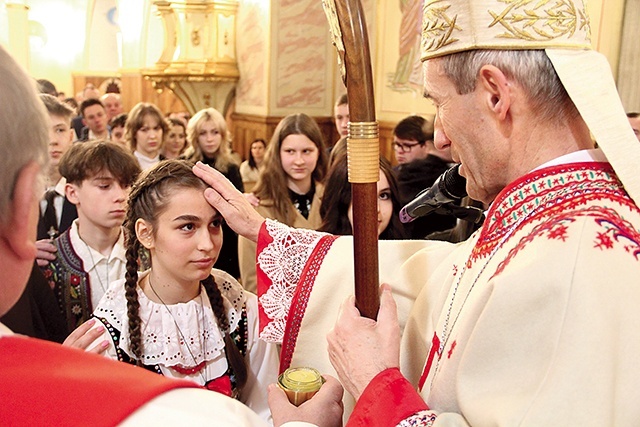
top-left (423, 59), bottom-right (510, 205)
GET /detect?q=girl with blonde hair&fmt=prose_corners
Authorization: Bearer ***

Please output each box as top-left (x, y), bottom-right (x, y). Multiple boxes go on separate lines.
top-left (185, 108), bottom-right (243, 279)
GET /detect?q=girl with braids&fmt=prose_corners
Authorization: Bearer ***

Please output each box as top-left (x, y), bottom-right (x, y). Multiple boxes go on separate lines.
top-left (87, 160), bottom-right (278, 423)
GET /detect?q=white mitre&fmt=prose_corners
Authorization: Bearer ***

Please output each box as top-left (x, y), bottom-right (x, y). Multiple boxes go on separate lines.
top-left (420, 0), bottom-right (640, 205)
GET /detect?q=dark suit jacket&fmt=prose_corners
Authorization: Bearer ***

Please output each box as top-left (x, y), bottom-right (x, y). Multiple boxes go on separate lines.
top-left (0, 262), bottom-right (69, 342)
top-left (71, 115), bottom-right (84, 140)
top-left (37, 196), bottom-right (78, 240)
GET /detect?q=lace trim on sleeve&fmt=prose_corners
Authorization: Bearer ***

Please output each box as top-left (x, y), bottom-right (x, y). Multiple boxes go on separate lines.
top-left (257, 219), bottom-right (328, 343)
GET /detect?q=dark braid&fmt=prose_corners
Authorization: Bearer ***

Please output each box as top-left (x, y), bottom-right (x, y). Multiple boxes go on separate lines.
top-left (202, 275), bottom-right (248, 390)
top-left (123, 159), bottom-right (201, 366)
top-left (123, 220), bottom-right (143, 365)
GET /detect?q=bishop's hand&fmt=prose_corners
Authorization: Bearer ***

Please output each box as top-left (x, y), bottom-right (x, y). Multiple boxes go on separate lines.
top-left (327, 283), bottom-right (401, 400)
top-left (192, 162), bottom-right (265, 243)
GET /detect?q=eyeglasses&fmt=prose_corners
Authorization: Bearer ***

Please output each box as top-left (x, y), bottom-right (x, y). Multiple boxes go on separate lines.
top-left (392, 141), bottom-right (423, 153)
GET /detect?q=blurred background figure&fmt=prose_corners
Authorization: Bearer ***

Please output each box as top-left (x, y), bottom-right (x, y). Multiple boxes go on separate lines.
top-left (125, 102), bottom-right (168, 170)
top-left (108, 113), bottom-right (127, 146)
top-left (239, 113), bottom-right (328, 292)
top-left (161, 117), bottom-right (188, 159)
top-left (100, 92), bottom-right (124, 122)
top-left (332, 94), bottom-right (349, 149)
top-left (239, 138), bottom-right (267, 192)
top-left (320, 152), bottom-right (406, 240)
top-left (78, 98), bottom-right (109, 142)
top-left (185, 107), bottom-right (244, 279)
top-left (393, 115), bottom-right (457, 239)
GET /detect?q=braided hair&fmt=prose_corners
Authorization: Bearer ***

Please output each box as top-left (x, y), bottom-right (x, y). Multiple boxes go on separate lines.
top-left (123, 159), bottom-right (247, 389)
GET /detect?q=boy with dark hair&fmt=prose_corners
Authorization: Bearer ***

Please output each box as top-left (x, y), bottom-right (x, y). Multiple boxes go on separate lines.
top-left (392, 115), bottom-right (432, 166)
top-left (42, 141), bottom-right (141, 331)
top-left (78, 98), bottom-right (109, 141)
top-left (108, 112), bottom-right (128, 146)
top-left (37, 94), bottom-right (78, 241)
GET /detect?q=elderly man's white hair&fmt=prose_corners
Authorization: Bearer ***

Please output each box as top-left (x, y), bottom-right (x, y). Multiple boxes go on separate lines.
top-left (0, 46), bottom-right (48, 224)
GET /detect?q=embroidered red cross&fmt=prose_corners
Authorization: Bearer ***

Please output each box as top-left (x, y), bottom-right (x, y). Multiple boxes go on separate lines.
top-left (447, 340), bottom-right (457, 359)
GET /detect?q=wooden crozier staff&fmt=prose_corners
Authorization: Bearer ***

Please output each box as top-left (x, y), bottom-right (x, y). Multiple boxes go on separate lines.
top-left (323, 0), bottom-right (379, 319)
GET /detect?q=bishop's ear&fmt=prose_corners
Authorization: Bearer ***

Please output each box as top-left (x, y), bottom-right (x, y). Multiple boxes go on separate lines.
top-left (477, 64), bottom-right (512, 120)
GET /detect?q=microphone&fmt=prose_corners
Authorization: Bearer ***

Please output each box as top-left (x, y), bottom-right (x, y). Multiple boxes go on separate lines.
top-left (399, 164), bottom-right (468, 223)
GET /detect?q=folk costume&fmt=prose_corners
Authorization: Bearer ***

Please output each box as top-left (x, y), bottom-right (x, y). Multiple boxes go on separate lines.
top-left (42, 220), bottom-right (126, 332)
top-left (254, 0), bottom-right (640, 423)
top-left (89, 269), bottom-right (279, 423)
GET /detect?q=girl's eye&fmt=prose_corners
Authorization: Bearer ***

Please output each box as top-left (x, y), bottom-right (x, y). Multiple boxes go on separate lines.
top-left (180, 223), bottom-right (195, 232)
top-left (379, 191), bottom-right (391, 200)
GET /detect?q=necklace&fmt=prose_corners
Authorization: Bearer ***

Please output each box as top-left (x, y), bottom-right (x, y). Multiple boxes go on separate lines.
top-left (80, 234), bottom-right (109, 295)
top-left (148, 275), bottom-right (208, 384)
top-left (431, 193), bottom-right (556, 388)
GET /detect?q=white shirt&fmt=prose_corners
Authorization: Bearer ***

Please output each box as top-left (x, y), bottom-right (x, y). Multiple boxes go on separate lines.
top-left (68, 220), bottom-right (126, 309)
top-left (134, 151), bottom-right (160, 171)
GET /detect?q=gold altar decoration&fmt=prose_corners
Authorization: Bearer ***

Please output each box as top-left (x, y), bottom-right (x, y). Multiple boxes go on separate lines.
top-left (142, 0), bottom-right (239, 114)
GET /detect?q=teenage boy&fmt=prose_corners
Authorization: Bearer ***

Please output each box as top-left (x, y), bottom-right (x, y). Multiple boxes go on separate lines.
top-left (37, 94), bottom-right (78, 241)
top-left (41, 141), bottom-right (140, 331)
top-left (78, 98), bottom-right (109, 141)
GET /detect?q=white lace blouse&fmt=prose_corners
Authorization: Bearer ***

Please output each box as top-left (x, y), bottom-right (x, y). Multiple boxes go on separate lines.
top-left (88, 269), bottom-right (279, 424)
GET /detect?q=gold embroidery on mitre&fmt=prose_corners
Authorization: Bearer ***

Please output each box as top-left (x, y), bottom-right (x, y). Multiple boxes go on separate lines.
top-left (421, 2), bottom-right (462, 54)
top-left (488, 0), bottom-right (591, 42)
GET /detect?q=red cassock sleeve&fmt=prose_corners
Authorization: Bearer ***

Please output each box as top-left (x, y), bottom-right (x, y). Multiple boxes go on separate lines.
top-left (347, 367), bottom-right (429, 427)
top-left (0, 336), bottom-right (198, 426)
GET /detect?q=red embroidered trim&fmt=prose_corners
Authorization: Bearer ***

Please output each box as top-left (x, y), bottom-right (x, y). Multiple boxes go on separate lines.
top-left (279, 235), bottom-right (338, 373)
top-left (170, 361), bottom-right (206, 375)
top-left (492, 205), bottom-right (640, 278)
top-left (473, 162), bottom-right (636, 266)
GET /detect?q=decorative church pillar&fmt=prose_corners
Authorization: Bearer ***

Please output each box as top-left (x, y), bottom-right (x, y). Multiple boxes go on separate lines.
top-left (143, 0), bottom-right (239, 114)
top-left (5, 1), bottom-right (30, 69)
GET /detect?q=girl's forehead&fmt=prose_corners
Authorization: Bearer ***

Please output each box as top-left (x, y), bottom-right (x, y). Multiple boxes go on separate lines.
top-left (142, 114), bottom-right (159, 125)
top-left (161, 187), bottom-right (217, 214)
top-left (200, 119), bottom-right (218, 129)
top-left (281, 133), bottom-right (315, 148)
